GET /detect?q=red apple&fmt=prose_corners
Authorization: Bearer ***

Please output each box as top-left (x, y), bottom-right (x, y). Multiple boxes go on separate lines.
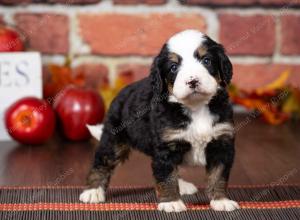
top-left (5, 97), bottom-right (55, 145)
top-left (54, 86), bottom-right (105, 141)
top-left (0, 26), bottom-right (24, 52)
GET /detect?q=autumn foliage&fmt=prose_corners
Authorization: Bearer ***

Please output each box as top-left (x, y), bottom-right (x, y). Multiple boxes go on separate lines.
top-left (229, 71), bottom-right (300, 125)
top-left (43, 60), bottom-right (85, 99)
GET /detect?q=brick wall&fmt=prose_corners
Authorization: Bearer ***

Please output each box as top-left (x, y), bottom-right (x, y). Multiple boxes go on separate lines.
top-left (1, 0), bottom-right (300, 90)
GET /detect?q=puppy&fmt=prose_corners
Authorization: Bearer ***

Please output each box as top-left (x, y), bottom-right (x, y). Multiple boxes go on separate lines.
top-left (80, 29), bottom-right (240, 213)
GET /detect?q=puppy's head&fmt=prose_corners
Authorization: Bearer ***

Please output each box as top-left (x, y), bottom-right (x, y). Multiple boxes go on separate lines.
top-left (150, 29), bottom-right (232, 107)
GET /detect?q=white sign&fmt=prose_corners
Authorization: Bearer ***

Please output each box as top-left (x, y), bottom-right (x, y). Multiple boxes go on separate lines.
top-left (0, 52), bottom-right (42, 140)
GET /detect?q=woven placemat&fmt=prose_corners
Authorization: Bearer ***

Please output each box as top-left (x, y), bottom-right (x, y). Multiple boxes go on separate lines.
top-left (0, 184), bottom-right (299, 220)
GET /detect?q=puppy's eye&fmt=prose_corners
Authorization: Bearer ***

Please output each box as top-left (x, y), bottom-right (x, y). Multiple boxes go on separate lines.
top-left (203, 57), bottom-right (211, 66)
top-left (170, 64), bottom-right (178, 73)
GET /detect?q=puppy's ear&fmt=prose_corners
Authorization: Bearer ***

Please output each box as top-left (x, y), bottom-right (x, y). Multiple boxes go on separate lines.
top-left (150, 44), bottom-right (167, 95)
top-left (217, 46), bottom-right (233, 87)
top-left (150, 56), bottom-right (163, 95)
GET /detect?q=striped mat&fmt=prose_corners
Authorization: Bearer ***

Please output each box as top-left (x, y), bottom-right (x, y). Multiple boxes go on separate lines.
top-left (0, 184), bottom-right (299, 220)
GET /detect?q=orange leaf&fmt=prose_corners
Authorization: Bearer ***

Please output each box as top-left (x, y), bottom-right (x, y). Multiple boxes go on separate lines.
top-left (255, 70), bottom-right (290, 95)
top-left (43, 61), bottom-right (86, 99)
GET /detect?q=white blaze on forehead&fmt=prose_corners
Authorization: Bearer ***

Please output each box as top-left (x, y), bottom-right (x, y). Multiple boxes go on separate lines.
top-left (167, 29), bottom-right (205, 57)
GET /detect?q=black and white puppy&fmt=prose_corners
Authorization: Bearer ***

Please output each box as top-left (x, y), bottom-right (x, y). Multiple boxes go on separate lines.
top-left (80, 29), bottom-right (239, 212)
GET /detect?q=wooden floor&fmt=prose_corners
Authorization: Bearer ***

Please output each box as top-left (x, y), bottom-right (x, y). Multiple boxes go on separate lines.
top-left (0, 114), bottom-right (299, 187)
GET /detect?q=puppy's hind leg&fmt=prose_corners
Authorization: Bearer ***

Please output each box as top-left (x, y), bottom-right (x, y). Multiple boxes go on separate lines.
top-left (80, 134), bottom-right (130, 203)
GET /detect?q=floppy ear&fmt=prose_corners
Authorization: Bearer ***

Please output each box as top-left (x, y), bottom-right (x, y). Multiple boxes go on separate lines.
top-left (150, 56), bottom-right (163, 95)
top-left (150, 45), bottom-right (167, 96)
top-left (217, 46), bottom-right (233, 87)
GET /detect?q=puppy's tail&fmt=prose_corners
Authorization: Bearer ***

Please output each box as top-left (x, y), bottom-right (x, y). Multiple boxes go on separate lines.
top-left (86, 124), bottom-right (103, 141)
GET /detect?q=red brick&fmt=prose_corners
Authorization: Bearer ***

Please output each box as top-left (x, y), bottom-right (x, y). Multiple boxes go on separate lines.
top-left (0, 0), bottom-right (100, 3)
top-left (48, 0), bottom-right (100, 4)
top-left (280, 15), bottom-right (300, 55)
top-left (117, 64), bottom-right (150, 84)
top-left (79, 13), bottom-right (206, 56)
top-left (15, 13), bottom-right (69, 54)
top-left (73, 63), bottom-right (109, 90)
top-left (183, 0), bottom-right (255, 6)
top-left (258, 0), bottom-right (300, 6)
top-left (219, 14), bottom-right (275, 56)
top-left (183, 0), bottom-right (300, 6)
top-left (113, 0), bottom-right (166, 4)
top-left (0, 0), bottom-right (32, 4)
top-left (232, 64), bottom-right (300, 91)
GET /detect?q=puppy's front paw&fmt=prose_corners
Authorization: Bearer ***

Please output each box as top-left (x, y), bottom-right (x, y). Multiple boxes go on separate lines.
top-left (79, 187), bottom-right (105, 203)
top-left (210, 198), bottom-right (240, 211)
top-left (178, 178), bottom-right (198, 195)
top-left (158, 200), bottom-right (187, 212)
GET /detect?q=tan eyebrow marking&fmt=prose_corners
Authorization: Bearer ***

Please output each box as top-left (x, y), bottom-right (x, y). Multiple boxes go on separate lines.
top-left (168, 52), bottom-right (180, 63)
top-left (197, 45), bottom-right (207, 58)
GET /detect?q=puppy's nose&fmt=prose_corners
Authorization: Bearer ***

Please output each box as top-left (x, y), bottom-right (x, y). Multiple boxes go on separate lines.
top-left (187, 79), bottom-right (200, 89)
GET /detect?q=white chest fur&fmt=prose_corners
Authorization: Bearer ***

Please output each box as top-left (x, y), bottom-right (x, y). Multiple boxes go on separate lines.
top-left (162, 106), bottom-right (233, 166)
top-left (183, 106), bottom-right (215, 166)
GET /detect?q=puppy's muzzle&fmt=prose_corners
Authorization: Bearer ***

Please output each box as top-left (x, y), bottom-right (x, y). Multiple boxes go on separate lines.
top-left (186, 79), bottom-right (200, 89)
